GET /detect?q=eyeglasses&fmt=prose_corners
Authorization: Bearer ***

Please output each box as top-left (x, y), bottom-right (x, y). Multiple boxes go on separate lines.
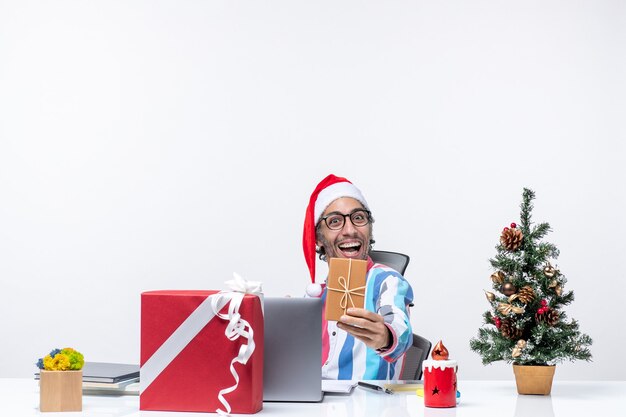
top-left (320, 209), bottom-right (372, 230)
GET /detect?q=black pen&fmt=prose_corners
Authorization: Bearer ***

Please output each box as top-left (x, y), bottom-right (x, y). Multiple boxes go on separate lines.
top-left (357, 381), bottom-right (393, 394)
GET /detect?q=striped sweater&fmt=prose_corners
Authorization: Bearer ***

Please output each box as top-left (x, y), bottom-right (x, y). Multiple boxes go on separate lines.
top-left (320, 257), bottom-right (414, 380)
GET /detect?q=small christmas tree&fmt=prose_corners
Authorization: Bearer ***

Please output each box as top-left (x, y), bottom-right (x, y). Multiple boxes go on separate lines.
top-left (470, 189), bottom-right (592, 366)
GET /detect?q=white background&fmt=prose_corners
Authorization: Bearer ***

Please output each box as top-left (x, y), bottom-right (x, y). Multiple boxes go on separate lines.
top-left (1, 1), bottom-right (624, 380)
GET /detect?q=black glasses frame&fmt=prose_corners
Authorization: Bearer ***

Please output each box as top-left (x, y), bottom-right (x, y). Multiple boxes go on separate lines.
top-left (320, 209), bottom-right (372, 230)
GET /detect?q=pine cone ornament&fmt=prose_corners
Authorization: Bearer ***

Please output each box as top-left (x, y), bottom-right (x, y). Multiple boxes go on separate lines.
top-left (500, 227), bottom-right (523, 251)
top-left (545, 309), bottom-right (560, 326)
top-left (536, 308), bottom-right (560, 326)
top-left (500, 318), bottom-right (523, 339)
top-left (516, 286), bottom-right (536, 304)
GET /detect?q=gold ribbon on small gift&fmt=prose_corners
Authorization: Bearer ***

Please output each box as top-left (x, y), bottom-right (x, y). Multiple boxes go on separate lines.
top-left (327, 259), bottom-right (366, 315)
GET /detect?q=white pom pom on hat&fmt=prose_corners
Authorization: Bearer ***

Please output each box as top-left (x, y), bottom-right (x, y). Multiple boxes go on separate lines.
top-left (306, 283), bottom-right (323, 298)
top-left (302, 174), bottom-right (368, 294)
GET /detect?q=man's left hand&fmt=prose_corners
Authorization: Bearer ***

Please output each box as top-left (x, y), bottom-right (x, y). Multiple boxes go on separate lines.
top-left (337, 308), bottom-right (392, 351)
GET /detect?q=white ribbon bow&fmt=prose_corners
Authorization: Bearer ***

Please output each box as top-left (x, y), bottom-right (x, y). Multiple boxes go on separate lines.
top-left (211, 273), bottom-right (263, 416)
top-left (225, 273), bottom-right (263, 295)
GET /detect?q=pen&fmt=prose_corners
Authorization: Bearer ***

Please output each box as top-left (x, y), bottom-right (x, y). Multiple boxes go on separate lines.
top-left (357, 381), bottom-right (393, 395)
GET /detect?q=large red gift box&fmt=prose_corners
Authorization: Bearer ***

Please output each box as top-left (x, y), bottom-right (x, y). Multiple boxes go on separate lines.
top-left (140, 290), bottom-right (263, 414)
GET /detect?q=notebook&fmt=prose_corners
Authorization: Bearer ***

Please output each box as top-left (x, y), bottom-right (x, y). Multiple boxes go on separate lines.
top-left (35, 362), bottom-right (139, 383)
top-left (263, 297), bottom-right (323, 402)
top-left (80, 362), bottom-right (140, 383)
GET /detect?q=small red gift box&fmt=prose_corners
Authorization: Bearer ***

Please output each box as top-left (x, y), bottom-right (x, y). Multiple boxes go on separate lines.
top-left (140, 290), bottom-right (263, 414)
top-left (325, 258), bottom-right (367, 321)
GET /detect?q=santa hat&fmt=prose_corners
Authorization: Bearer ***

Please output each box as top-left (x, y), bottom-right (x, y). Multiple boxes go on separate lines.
top-left (302, 174), bottom-right (369, 296)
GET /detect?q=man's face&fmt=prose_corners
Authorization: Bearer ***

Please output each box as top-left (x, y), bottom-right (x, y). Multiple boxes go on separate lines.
top-left (316, 197), bottom-right (372, 261)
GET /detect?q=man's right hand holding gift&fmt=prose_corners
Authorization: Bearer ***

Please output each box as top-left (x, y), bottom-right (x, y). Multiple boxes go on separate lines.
top-left (302, 174), bottom-right (414, 380)
top-left (337, 307), bottom-right (393, 352)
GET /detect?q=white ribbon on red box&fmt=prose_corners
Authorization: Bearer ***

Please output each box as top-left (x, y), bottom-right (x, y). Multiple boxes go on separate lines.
top-left (140, 273), bottom-right (263, 415)
top-left (211, 274), bottom-right (263, 415)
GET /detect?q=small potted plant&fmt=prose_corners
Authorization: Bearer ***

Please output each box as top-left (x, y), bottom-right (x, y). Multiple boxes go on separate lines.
top-left (36, 348), bottom-right (84, 412)
top-left (469, 189), bottom-right (592, 395)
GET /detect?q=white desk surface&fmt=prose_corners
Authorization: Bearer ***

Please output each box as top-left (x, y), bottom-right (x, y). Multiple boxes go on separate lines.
top-left (0, 378), bottom-right (624, 417)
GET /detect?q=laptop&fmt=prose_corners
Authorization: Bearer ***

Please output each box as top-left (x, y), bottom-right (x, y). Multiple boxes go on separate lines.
top-left (263, 297), bottom-right (323, 402)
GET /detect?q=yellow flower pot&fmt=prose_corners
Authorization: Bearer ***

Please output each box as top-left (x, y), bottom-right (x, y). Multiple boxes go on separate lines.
top-left (39, 370), bottom-right (82, 412)
top-left (513, 364), bottom-right (556, 395)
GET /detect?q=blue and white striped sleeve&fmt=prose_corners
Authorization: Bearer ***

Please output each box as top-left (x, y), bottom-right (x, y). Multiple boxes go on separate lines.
top-left (373, 269), bottom-right (414, 362)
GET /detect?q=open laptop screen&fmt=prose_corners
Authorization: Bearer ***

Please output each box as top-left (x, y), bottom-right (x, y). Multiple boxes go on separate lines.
top-left (263, 297), bottom-right (323, 402)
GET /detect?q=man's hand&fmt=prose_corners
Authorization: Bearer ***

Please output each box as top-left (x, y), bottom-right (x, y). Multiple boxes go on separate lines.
top-left (337, 308), bottom-right (392, 351)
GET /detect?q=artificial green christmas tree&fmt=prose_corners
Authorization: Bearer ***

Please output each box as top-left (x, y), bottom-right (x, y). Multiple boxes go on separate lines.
top-left (470, 189), bottom-right (592, 392)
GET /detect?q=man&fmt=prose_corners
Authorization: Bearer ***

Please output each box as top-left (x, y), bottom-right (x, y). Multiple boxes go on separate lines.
top-left (303, 174), bottom-right (414, 380)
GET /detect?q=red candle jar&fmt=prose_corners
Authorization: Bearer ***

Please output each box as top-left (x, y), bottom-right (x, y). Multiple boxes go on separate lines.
top-left (422, 359), bottom-right (457, 408)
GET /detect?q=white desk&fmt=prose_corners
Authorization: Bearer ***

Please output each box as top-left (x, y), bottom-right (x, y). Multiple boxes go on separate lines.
top-left (0, 379), bottom-right (624, 417)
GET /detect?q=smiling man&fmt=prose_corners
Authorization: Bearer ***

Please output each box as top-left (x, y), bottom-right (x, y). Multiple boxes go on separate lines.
top-left (303, 174), bottom-right (414, 380)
